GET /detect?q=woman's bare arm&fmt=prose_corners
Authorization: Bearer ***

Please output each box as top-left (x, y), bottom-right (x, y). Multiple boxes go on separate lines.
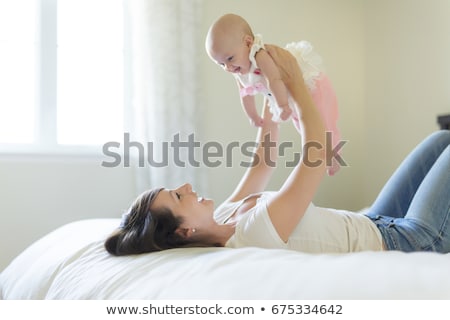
top-left (264, 45), bottom-right (327, 241)
top-left (226, 101), bottom-right (279, 203)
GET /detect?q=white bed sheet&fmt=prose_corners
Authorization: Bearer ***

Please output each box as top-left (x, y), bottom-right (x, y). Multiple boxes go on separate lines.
top-left (1, 218), bottom-right (450, 299)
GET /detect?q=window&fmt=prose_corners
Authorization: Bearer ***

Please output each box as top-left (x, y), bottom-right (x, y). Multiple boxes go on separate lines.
top-left (0, 0), bottom-right (125, 151)
top-left (0, 0), bottom-right (37, 144)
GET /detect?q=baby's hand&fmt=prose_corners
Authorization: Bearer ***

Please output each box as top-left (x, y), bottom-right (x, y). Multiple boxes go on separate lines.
top-left (249, 115), bottom-right (264, 127)
top-left (279, 106), bottom-right (292, 121)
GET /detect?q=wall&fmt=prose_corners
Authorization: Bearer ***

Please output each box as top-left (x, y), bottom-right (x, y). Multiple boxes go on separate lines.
top-left (0, 155), bottom-right (136, 271)
top-left (364, 0), bottom-right (450, 204)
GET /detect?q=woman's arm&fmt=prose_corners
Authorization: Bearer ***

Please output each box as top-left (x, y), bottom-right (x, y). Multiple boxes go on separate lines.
top-left (264, 45), bottom-right (327, 242)
top-left (255, 49), bottom-right (290, 114)
top-left (226, 100), bottom-right (279, 203)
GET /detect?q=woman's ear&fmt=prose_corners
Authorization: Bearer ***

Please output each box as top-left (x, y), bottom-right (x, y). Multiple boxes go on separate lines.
top-left (175, 227), bottom-right (195, 239)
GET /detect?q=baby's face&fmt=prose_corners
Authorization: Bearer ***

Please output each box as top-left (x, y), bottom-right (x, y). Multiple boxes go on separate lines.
top-left (206, 32), bottom-right (252, 75)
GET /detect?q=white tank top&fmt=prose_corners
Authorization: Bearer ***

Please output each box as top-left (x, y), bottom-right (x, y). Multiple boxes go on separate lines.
top-left (214, 192), bottom-right (384, 253)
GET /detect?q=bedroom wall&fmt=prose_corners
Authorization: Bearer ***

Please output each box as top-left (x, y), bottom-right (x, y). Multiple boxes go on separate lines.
top-left (0, 156), bottom-right (136, 272)
top-left (363, 0), bottom-right (450, 204)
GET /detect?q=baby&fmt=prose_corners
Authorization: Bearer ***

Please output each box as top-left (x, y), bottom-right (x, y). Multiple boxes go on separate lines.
top-left (205, 13), bottom-right (341, 175)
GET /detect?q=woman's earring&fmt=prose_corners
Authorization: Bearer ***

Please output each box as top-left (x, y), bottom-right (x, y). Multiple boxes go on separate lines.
top-left (192, 228), bottom-right (196, 233)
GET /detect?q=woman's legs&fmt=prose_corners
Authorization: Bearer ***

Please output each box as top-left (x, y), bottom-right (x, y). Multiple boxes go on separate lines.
top-left (404, 142), bottom-right (450, 251)
top-left (368, 130), bottom-right (450, 218)
top-left (367, 130), bottom-right (450, 252)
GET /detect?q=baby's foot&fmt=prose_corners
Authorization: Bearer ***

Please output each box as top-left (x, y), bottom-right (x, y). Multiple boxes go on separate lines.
top-left (291, 113), bottom-right (301, 134)
top-left (327, 158), bottom-right (341, 176)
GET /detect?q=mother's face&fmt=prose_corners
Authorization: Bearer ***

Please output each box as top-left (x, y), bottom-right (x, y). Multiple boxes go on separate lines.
top-left (150, 183), bottom-right (215, 229)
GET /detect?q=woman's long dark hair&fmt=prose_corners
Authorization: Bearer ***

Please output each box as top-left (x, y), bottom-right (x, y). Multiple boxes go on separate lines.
top-left (104, 188), bottom-right (194, 256)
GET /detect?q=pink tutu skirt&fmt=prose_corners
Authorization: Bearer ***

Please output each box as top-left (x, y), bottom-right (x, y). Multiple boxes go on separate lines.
top-left (286, 41), bottom-right (341, 176)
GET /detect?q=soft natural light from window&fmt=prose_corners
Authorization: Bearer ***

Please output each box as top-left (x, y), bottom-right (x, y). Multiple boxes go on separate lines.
top-left (0, 0), bottom-right (36, 143)
top-left (57, 0), bottom-right (124, 145)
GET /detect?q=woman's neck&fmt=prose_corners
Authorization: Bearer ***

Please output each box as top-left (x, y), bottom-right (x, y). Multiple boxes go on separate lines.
top-left (213, 223), bottom-right (236, 246)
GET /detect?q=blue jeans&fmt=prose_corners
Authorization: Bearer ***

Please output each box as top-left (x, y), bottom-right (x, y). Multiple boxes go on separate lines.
top-left (365, 130), bottom-right (450, 252)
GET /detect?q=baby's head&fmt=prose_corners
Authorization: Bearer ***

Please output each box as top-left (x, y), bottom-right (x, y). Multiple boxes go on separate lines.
top-left (205, 14), bottom-right (254, 75)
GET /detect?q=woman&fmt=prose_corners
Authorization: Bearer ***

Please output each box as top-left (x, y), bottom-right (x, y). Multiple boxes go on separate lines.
top-left (105, 46), bottom-right (450, 255)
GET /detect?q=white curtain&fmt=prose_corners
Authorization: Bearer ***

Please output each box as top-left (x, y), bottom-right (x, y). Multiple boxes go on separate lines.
top-left (126, 0), bottom-right (206, 194)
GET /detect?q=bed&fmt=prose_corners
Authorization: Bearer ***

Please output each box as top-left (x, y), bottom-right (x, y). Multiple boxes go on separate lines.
top-left (1, 218), bottom-right (450, 299)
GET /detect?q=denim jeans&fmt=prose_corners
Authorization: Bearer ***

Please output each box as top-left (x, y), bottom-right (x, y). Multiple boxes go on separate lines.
top-left (365, 130), bottom-right (450, 252)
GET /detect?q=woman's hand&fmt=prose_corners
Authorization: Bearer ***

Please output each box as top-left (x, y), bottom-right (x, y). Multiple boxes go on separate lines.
top-left (265, 44), bottom-right (308, 100)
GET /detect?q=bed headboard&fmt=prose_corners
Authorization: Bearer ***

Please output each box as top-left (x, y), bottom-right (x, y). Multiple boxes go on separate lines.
top-left (437, 114), bottom-right (450, 130)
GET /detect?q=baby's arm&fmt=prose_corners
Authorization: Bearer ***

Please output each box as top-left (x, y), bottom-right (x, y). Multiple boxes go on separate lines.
top-left (255, 49), bottom-right (292, 121)
top-left (236, 79), bottom-right (264, 127)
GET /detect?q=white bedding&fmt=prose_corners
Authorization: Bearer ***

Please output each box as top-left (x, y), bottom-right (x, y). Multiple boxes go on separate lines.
top-left (1, 218), bottom-right (450, 299)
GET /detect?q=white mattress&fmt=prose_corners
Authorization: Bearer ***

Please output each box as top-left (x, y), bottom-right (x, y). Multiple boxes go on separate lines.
top-left (1, 218), bottom-right (450, 299)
